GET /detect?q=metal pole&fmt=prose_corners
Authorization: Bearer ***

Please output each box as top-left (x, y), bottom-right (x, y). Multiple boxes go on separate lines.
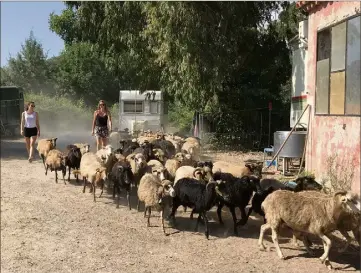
top-left (298, 105), bottom-right (312, 175)
top-left (266, 104), bottom-right (310, 169)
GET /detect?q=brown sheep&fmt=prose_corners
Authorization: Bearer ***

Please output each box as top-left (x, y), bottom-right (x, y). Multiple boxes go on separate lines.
top-left (73, 143), bottom-right (90, 155)
top-left (36, 138), bottom-right (57, 170)
top-left (44, 149), bottom-right (66, 184)
top-left (137, 174), bottom-right (175, 234)
top-left (258, 190), bottom-right (360, 270)
top-left (164, 152), bottom-right (184, 181)
top-left (212, 161), bottom-right (263, 178)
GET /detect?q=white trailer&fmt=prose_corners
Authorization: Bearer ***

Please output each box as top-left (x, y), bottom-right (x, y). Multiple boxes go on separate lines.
top-left (118, 90), bottom-right (169, 134)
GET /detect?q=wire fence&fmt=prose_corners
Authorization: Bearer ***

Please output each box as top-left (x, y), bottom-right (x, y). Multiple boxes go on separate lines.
top-left (197, 108), bottom-right (290, 152)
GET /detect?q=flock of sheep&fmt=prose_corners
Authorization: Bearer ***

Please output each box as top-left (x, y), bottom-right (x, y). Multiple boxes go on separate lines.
top-left (35, 131), bottom-right (360, 270)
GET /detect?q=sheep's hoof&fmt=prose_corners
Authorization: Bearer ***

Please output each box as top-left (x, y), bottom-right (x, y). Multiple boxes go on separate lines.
top-left (258, 244), bottom-right (266, 251)
top-left (324, 260), bottom-right (333, 270)
top-left (279, 255), bottom-right (285, 260)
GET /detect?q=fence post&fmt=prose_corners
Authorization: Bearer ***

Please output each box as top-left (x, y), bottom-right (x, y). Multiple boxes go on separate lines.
top-left (268, 101), bottom-right (272, 147)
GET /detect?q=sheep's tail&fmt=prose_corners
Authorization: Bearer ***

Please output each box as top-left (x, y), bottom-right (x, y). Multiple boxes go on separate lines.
top-left (72, 170), bottom-right (82, 175)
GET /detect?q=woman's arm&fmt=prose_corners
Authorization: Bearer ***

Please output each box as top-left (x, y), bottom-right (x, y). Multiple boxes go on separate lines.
top-left (20, 112), bottom-right (24, 136)
top-left (36, 112), bottom-right (40, 136)
top-left (108, 112), bottom-right (112, 131)
top-left (92, 111), bottom-right (97, 135)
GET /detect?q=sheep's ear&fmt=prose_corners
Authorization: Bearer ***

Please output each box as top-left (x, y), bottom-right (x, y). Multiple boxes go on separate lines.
top-left (95, 168), bottom-right (100, 173)
top-left (53, 138), bottom-right (58, 141)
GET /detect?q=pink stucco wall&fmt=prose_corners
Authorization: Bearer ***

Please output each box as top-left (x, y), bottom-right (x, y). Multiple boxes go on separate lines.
top-left (305, 2), bottom-right (361, 192)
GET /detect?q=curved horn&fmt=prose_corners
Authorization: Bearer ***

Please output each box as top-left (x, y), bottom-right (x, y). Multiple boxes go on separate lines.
top-left (193, 167), bottom-right (204, 178)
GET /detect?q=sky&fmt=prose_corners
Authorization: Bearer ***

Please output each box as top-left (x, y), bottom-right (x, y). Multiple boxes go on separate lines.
top-left (1, 1), bottom-right (66, 67)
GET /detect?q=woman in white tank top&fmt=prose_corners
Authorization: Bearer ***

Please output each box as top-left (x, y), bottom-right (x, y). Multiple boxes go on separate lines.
top-left (20, 101), bottom-right (41, 162)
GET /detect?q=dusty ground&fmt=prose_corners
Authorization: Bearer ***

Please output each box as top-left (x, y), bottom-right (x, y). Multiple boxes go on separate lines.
top-left (1, 136), bottom-right (360, 273)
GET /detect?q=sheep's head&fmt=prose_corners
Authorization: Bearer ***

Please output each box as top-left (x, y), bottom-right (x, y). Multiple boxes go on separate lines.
top-left (245, 162), bottom-right (263, 179)
top-left (71, 146), bottom-right (81, 157)
top-left (131, 153), bottom-right (146, 169)
top-left (294, 176), bottom-right (323, 192)
top-left (116, 163), bottom-right (133, 185)
top-left (82, 143), bottom-right (90, 154)
top-left (158, 180), bottom-right (176, 198)
top-left (335, 191), bottom-right (361, 213)
top-left (173, 152), bottom-right (184, 163)
top-left (152, 167), bottom-right (167, 181)
top-left (193, 167), bottom-right (205, 180)
top-left (249, 175), bottom-right (263, 194)
top-left (47, 137), bottom-right (58, 148)
top-left (211, 179), bottom-right (229, 201)
top-left (183, 152), bottom-right (192, 160)
top-left (196, 161), bottom-right (213, 181)
top-left (153, 148), bottom-right (166, 162)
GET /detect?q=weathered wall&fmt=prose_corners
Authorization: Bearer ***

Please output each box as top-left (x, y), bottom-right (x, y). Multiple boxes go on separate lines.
top-left (305, 2), bottom-right (360, 192)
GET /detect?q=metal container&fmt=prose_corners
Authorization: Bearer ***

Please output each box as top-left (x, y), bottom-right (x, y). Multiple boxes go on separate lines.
top-left (273, 131), bottom-right (306, 158)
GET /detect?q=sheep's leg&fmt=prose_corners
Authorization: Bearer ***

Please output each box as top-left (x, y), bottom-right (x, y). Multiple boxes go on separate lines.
top-left (137, 200), bottom-right (141, 212)
top-left (302, 234), bottom-right (315, 256)
top-left (258, 223), bottom-right (271, 251)
top-left (55, 171), bottom-right (58, 183)
top-left (99, 181), bottom-right (104, 198)
top-left (292, 232), bottom-right (301, 247)
top-left (45, 164), bottom-right (49, 176)
top-left (82, 177), bottom-right (87, 193)
top-left (126, 190), bottom-right (131, 210)
top-left (143, 206), bottom-right (148, 218)
top-left (161, 208), bottom-right (166, 234)
top-left (271, 227), bottom-right (285, 260)
top-left (338, 230), bottom-right (352, 253)
top-left (93, 183), bottom-right (96, 202)
top-left (216, 203), bottom-right (225, 225)
top-left (147, 207), bottom-right (151, 227)
top-left (318, 234), bottom-right (332, 264)
top-left (202, 212), bottom-right (210, 239)
top-left (237, 206), bottom-right (249, 226)
top-left (116, 185), bottom-right (120, 209)
top-left (229, 206), bottom-right (239, 236)
top-left (194, 214), bottom-right (202, 232)
top-left (67, 167), bottom-right (71, 182)
top-left (62, 171), bottom-right (66, 185)
top-left (112, 182), bottom-right (116, 199)
top-left (246, 206), bottom-right (253, 219)
top-left (41, 155), bottom-right (46, 170)
top-left (183, 206), bottom-right (187, 213)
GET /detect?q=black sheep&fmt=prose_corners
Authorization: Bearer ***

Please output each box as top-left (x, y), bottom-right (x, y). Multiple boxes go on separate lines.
top-left (151, 139), bottom-right (176, 159)
top-left (109, 161), bottom-right (134, 209)
top-left (247, 186), bottom-right (275, 223)
top-left (120, 139), bottom-right (140, 157)
top-left (65, 144), bottom-right (82, 182)
top-left (213, 172), bottom-right (262, 236)
top-left (169, 178), bottom-right (223, 239)
top-left (133, 141), bottom-right (154, 162)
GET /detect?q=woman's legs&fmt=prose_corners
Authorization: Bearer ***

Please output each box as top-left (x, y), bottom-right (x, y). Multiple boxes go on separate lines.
top-left (101, 137), bottom-right (108, 148)
top-left (96, 136), bottom-right (102, 151)
top-left (29, 136), bottom-right (38, 161)
top-left (24, 137), bottom-right (30, 156)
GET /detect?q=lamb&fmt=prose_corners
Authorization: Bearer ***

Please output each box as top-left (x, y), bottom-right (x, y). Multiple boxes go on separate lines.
top-left (168, 178), bottom-right (224, 239)
top-left (258, 190), bottom-right (360, 270)
top-left (164, 152), bottom-right (185, 181)
top-left (109, 160), bottom-right (134, 209)
top-left (65, 144), bottom-right (82, 182)
top-left (44, 149), bottom-right (66, 184)
top-left (213, 172), bottom-right (263, 235)
top-left (294, 190), bottom-right (361, 253)
top-left (146, 159), bottom-right (167, 181)
top-left (72, 152), bottom-right (107, 202)
top-left (37, 138), bottom-right (58, 170)
top-left (73, 143), bottom-right (90, 155)
top-left (213, 161), bottom-right (263, 179)
top-left (137, 174), bottom-right (176, 234)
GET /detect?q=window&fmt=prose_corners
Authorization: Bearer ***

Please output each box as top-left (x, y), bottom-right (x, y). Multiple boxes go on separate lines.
top-left (150, 101), bottom-right (158, 114)
top-left (123, 101), bottom-right (143, 113)
top-left (315, 15), bottom-right (360, 116)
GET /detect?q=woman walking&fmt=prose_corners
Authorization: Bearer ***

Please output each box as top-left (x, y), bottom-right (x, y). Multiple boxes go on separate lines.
top-left (20, 101), bottom-right (40, 162)
top-left (92, 100), bottom-right (112, 151)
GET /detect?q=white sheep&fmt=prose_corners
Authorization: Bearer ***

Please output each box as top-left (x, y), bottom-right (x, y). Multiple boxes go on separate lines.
top-left (258, 190), bottom-right (360, 270)
top-left (73, 152), bottom-right (108, 202)
top-left (126, 152), bottom-right (147, 187)
top-left (36, 138), bottom-right (57, 170)
top-left (44, 149), bottom-right (66, 184)
top-left (137, 174), bottom-right (175, 234)
top-left (174, 166), bottom-right (205, 185)
top-left (181, 138), bottom-right (201, 161)
top-left (146, 159), bottom-right (167, 181)
top-left (213, 161), bottom-right (263, 178)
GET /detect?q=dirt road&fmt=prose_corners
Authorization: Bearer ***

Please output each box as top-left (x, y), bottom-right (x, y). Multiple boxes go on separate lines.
top-left (1, 137), bottom-right (360, 273)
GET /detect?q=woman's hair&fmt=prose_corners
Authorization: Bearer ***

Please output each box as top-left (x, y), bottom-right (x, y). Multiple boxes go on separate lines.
top-left (97, 100), bottom-right (109, 113)
top-left (24, 101), bottom-right (35, 111)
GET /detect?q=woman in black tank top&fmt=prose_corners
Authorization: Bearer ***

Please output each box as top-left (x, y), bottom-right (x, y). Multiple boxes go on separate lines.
top-left (92, 100), bottom-right (112, 151)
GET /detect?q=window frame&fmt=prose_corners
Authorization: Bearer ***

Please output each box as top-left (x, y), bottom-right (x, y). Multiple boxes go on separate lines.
top-left (315, 14), bottom-right (360, 117)
top-left (123, 100), bottom-right (144, 114)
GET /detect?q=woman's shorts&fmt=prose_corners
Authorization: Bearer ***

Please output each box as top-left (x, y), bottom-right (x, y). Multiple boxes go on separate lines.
top-left (24, 127), bottom-right (38, 138)
top-left (95, 126), bottom-right (109, 138)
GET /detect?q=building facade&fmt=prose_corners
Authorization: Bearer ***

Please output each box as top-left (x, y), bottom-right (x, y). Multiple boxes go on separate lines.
top-left (296, 1), bottom-right (360, 192)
